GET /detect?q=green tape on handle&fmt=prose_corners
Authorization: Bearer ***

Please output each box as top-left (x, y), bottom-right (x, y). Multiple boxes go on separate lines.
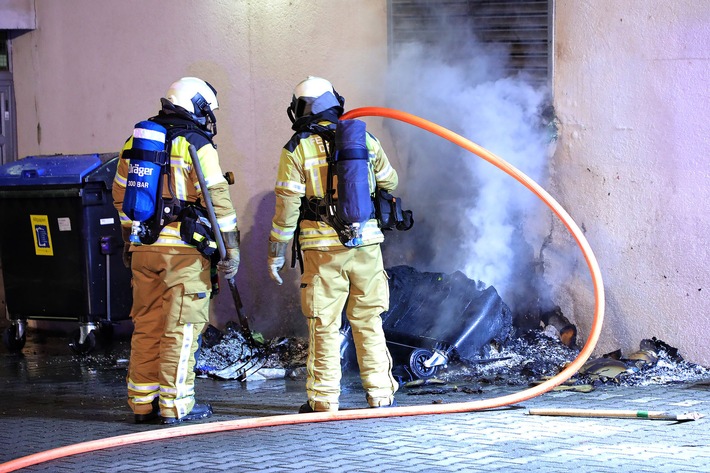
top-left (636, 411), bottom-right (649, 418)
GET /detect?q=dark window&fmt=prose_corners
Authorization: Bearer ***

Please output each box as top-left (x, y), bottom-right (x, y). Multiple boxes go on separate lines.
top-left (0, 31), bottom-right (8, 71)
top-left (389, 0), bottom-right (550, 85)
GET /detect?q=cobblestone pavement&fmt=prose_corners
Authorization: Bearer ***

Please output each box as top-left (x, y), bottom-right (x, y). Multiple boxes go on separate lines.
top-left (1, 332), bottom-right (709, 472)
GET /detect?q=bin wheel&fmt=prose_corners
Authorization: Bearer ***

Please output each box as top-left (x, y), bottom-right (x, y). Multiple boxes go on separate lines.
top-left (97, 322), bottom-right (115, 345)
top-left (409, 348), bottom-right (439, 379)
top-left (2, 325), bottom-right (26, 353)
top-left (69, 329), bottom-right (96, 355)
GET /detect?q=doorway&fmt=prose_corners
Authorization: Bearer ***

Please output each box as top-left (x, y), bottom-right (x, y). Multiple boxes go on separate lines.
top-left (0, 31), bottom-right (17, 165)
top-left (0, 81), bottom-right (16, 165)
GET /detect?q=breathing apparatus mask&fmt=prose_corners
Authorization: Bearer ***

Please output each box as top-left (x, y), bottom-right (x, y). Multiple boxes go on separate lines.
top-left (287, 76), bottom-right (345, 128)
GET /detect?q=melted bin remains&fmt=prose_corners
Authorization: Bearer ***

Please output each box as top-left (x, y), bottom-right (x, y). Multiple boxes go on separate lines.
top-left (341, 265), bottom-right (514, 379)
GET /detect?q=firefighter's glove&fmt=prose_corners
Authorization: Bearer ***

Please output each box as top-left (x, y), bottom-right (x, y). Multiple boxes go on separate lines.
top-left (217, 231), bottom-right (240, 280)
top-left (122, 243), bottom-right (132, 269)
top-left (267, 240), bottom-right (288, 285)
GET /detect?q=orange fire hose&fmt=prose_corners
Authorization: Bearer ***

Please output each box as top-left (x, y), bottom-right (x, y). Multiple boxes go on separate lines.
top-left (0, 107), bottom-right (604, 472)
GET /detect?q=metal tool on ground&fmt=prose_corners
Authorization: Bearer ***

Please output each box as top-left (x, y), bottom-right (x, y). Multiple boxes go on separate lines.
top-left (527, 408), bottom-right (703, 422)
top-left (188, 145), bottom-right (261, 350)
top-left (211, 354), bottom-right (267, 382)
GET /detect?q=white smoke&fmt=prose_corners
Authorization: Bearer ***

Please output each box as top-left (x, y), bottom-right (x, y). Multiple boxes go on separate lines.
top-left (384, 28), bottom-right (555, 314)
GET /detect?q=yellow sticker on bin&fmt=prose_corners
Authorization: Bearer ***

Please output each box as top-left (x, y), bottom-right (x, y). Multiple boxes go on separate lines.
top-left (31, 214), bottom-right (54, 256)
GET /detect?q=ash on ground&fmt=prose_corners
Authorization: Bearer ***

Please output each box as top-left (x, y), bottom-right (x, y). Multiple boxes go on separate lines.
top-left (434, 330), bottom-right (581, 386)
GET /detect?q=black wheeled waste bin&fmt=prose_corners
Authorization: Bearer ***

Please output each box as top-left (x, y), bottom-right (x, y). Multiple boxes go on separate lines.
top-left (339, 265), bottom-right (514, 380)
top-left (0, 153), bottom-right (132, 354)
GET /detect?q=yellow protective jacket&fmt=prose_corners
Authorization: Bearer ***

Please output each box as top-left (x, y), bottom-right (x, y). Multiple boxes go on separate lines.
top-left (113, 123), bottom-right (238, 253)
top-left (270, 120), bottom-right (398, 251)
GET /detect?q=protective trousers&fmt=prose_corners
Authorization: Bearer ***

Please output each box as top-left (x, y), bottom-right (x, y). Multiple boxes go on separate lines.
top-left (126, 251), bottom-right (211, 420)
top-left (300, 244), bottom-right (398, 411)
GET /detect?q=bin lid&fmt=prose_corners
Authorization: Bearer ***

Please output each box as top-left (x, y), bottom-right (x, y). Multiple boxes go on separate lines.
top-left (0, 154), bottom-right (103, 187)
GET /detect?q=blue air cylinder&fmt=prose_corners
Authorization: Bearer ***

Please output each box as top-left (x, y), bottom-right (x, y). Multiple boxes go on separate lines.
top-left (334, 119), bottom-right (373, 229)
top-left (122, 120), bottom-right (167, 224)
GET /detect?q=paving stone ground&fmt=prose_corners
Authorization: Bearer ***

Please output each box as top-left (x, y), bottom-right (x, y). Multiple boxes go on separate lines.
top-left (1, 332), bottom-right (709, 472)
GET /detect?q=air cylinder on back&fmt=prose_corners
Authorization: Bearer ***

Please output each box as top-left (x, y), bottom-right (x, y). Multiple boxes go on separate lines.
top-left (334, 119), bottom-right (373, 246)
top-left (121, 120), bottom-right (167, 223)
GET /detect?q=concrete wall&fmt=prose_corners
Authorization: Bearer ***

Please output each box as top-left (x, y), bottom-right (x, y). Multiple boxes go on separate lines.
top-left (551, 0), bottom-right (710, 365)
top-left (3, 0), bottom-right (710, 366)
top-left (0, 0), bottom-right (35, 29)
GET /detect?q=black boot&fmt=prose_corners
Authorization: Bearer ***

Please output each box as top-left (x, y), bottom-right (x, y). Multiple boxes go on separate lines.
top-left (370, 398), bottom-right (398, 408)
top-left (134, 398), bottom-right (160, 424)
top-left (161, 403), bottom-right (213, 425)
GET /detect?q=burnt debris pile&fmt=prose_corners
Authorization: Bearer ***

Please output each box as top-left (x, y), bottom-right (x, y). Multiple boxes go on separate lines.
top-left (196, 321), bottom-right (310, 380)
top-left (435, 331), bottom-right (710, 389)
top-left (433, 329), bottom-right (580, 386)
top-left (575, 337), bottom-right (710, 387)
top-left (195, 323), bottom-right (263, 380)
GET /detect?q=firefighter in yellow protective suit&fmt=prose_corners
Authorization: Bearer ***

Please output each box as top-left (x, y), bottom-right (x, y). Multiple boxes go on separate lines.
top-left (268, 76), bottom-right (399, 412)
top-left (113, 77), bottom-right (240, 424)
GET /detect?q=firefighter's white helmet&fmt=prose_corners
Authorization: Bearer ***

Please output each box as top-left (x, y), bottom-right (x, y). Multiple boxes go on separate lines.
top-left (165, 77), bottom-right (219, 116)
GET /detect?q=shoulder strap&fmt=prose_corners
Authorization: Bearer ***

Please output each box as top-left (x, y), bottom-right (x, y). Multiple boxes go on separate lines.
top-left (149, 116), bottom-right (215, 208)
top-left (306, 123), bottom-right (337, 203)
top-left (291, 196), bottom-right (308, 274)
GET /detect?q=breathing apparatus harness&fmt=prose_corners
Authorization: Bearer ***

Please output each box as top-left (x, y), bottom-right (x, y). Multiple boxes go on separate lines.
top-left (122, 108), bottom-right (219, 251)
top-left (289, 110), bottom-right (414, 272)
